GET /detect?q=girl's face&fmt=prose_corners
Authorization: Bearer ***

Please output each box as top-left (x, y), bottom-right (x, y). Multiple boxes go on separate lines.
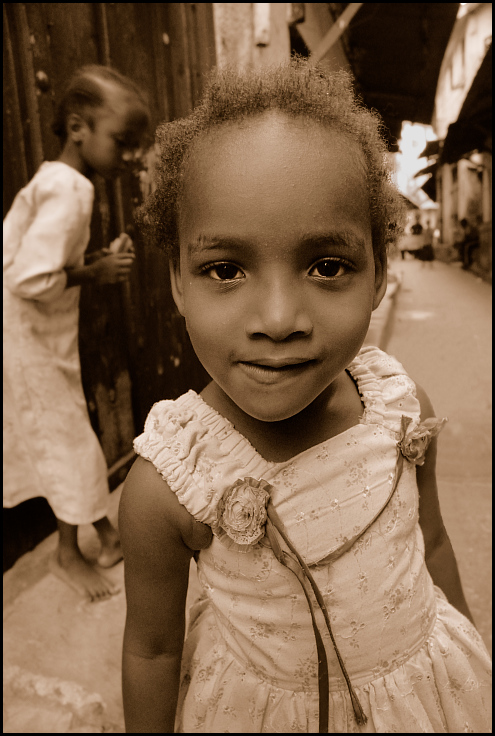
top-left (171, 112), bottom-right (386, 423)
top-left (76, 85), bottom-right (147, 179)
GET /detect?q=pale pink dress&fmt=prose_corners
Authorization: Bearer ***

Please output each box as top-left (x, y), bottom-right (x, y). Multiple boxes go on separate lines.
top-left (3, 162), bottom-right (109, 524)
top-left (134, 346), bottom-right (491, 732)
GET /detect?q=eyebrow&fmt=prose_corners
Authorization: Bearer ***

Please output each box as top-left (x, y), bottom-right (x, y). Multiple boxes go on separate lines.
top-left (188, 231), bottom-right (367, 256)
top-left (299, 231), bottom-right (367, 253)
top-left (188, 235), bottom-right (248, 255)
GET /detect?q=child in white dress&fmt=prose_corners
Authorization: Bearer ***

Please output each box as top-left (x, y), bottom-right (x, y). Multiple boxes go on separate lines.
top-left (120, 60), bottom-right (491, 732)
top-left (3, 65), bottom-right (149, 601)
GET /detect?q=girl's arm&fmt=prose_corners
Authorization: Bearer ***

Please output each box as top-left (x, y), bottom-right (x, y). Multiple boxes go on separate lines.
top-left (65, 251), bottom-right (135, 287)
top-left (119, 456), bottom-right (211, 733)
top-left (414, 384), bottom-right (475, 625)
top-left (70, 235), bottom-right (136, 284)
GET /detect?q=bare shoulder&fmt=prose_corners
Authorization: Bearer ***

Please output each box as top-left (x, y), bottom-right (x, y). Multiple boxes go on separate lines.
top-left (119, 455), bottom-right (212, 553)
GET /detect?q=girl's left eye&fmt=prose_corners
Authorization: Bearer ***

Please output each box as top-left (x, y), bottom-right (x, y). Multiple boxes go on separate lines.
top-left (309, 259), bottom-right (350, 279)
top-left (206, 263), bottom-right (244, 281)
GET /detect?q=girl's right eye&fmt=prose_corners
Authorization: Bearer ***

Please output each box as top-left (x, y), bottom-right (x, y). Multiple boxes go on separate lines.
top-left (204, 263), bottom-right (244, 281)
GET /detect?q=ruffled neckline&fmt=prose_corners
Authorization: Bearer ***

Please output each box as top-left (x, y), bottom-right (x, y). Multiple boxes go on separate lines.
top-left (172, 348), bottom-right (390, 470)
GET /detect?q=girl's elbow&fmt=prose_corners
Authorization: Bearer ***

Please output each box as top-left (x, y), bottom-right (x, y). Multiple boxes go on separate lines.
top-left (123, 635), bottom-right (185, 664)
top-left (6, 272), bottom-right (67, 302)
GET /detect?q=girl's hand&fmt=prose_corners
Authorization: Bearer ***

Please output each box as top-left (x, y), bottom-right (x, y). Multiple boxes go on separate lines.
top-left (109, 232), bottom-right (135, 255)
top-left (91, 251), bottom-right (136, 284)
top-left (84, 248), bottom-right (111, 265)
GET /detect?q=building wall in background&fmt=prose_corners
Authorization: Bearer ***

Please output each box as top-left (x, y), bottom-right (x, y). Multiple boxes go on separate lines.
top-left (433, 3), bottom-right (492, 140)
top-left (432, 3), bottom-right (492, 281)
top-left (213, 2), bottom-right (291, 69)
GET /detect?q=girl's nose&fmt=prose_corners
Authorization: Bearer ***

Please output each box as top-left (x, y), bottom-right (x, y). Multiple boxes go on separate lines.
top-left (245, 279), bottom-right (313, 341)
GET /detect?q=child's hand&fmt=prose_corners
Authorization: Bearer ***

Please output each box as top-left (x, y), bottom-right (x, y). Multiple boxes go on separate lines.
top-left (91, 251), bottom-right (136, 284)
top-left (84, 248), bottom-right (112, 265)
top-left (109, 233), bottom-right (135, 255)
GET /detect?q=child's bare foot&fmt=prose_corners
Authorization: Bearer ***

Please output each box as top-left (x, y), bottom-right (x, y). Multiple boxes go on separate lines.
top-left (49, 551), bottom-right (120, 602)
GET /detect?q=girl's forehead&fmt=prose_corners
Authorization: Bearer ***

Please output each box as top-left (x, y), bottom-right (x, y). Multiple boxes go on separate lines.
top-left (179, 112), bottom-right (371, 250)
top-left (94, 81), bottom-right (147, 125)
top-left (185, 111), bottom-right (367, 180)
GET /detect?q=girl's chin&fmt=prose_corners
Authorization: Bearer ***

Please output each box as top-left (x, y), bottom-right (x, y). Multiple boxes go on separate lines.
top-left (229, 393), bottom-right (324, 424)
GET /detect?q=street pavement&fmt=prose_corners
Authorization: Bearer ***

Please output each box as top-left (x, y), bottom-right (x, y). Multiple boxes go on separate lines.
top-left (3, 258), bottom-right (491, 732)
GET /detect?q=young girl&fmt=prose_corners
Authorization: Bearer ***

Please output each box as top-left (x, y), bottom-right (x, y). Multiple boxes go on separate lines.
top-left (3, 65), bottom-right (149, 602)
top-left (120, 60), bottom-right (491, 732)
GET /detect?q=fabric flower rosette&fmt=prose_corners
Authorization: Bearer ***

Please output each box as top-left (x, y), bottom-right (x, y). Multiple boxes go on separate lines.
top-left (398, 415), bottom-right (447, 466)
top-left (215, 477), bottom-right (271, 546)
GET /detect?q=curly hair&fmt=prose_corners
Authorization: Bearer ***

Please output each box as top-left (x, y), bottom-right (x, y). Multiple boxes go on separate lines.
top-left (139, 57), bottom-right (405, 262)
top-left (52, 64), bottom-right (149, 143)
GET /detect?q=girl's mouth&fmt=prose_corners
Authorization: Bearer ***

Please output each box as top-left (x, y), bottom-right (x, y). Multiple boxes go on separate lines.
top-left (237, 360), bottom-right (317, 384)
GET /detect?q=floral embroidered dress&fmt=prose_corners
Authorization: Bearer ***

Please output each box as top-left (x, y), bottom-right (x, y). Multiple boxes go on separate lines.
top-left (134, 346), bottom-right (492, 733)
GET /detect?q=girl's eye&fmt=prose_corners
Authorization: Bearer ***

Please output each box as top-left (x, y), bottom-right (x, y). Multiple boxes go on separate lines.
top-left (206, 263), bottom-right (244, 281)
top-left (309, 259), bottom-right (350, 279)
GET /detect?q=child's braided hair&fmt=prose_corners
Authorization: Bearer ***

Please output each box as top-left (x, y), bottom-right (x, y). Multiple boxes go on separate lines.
top-left (139, 57), bottom-right (405, 263)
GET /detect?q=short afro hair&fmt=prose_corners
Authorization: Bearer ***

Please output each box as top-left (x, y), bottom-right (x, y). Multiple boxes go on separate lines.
top-left (138, 57), bottom-right (405, 262)
top-left (52, 64), bottom-right (149, 143)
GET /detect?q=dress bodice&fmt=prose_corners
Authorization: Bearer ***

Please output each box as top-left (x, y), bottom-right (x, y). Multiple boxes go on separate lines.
top-left (134, 347), bottom-right (439, 689)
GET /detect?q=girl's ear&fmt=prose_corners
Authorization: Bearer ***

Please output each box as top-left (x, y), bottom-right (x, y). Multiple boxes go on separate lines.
top-left (372, 249), bottom-right (388, 311)
top-left (169, 259), bottom-right (186, 316)
top-left (67, 113), bottom-right (88, 144)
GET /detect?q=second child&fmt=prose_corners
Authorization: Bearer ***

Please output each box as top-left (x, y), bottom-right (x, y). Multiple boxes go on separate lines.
top-left (3, 65), bottom-right (149, 601)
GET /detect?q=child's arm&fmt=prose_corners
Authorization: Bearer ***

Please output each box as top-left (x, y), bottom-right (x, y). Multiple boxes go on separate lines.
top-left (67, 234), bottom-right (135, 286)
top-left (84, 234), bottom-right (134, 264)
top-left (414, 384), bottom-right (475, 625)
top-left (119, 456), bottom-right (212, 733)
top-left (65, 250), bottom-right (135, 287)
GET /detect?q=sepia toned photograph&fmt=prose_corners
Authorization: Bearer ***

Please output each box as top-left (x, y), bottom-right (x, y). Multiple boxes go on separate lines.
top-left (3, 3), bottom-right (491, 733)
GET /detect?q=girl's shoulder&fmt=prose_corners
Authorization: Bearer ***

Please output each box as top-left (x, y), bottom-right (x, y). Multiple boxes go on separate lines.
top-left (350, 345), bottom-right (421, 431)
top-left (133, 391), bottom-right (272, 529)
top-left (10, 162), bottom-right (94, 210)
top-left (34, 161), bottom-right (94, 198)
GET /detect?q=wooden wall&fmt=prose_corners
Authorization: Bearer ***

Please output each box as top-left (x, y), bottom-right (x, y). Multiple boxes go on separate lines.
top-left (3, 3), bottom-right (215, 570)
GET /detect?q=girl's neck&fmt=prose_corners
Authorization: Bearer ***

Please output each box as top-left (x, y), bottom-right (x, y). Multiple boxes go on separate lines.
top-left (201, 370), bottom-right (364, 463)
top-left (57, 146), bottom-right (89, 177)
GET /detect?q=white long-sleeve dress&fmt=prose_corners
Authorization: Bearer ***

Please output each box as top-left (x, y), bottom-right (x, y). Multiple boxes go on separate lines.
top-left (3, 161), bottom-right (109, 524)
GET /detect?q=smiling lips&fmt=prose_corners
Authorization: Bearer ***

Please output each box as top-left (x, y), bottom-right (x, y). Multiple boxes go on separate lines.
top-left (237, 359), bottom-right (317, 384)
